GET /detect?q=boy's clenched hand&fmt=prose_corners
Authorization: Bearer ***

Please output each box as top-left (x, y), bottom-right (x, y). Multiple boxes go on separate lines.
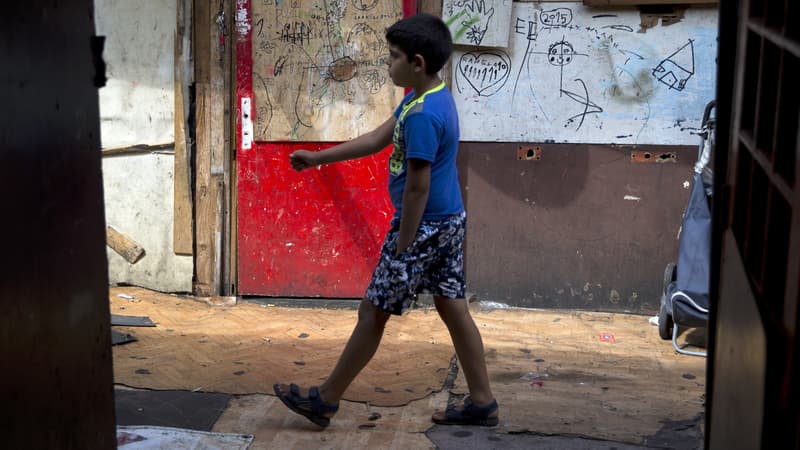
top-left (289, 150), bottom-right (319, 171)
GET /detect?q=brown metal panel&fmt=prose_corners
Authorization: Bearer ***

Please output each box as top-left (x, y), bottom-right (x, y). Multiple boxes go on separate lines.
top-left (1, 2), bottom-right (116, 448)
top-left (460, 142), bottom-right (697, 313)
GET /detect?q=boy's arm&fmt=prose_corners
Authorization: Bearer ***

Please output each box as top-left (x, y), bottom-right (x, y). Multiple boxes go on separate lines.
top-left (395, 158), bottom-right (431, 256)
top-left (290, 116), bottom-right (396, 170)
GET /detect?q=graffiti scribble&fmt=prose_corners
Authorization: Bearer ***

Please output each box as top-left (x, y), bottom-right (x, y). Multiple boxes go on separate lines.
top-left (561, 79), bottom-right (603, 131)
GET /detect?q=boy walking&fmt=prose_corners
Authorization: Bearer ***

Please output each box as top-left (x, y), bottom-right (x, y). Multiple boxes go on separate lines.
top-left (274, 13), bottom-right (498, 428)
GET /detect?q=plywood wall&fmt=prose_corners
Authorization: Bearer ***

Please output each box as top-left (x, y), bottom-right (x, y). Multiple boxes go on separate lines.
top-left (95, 0), bottom-right (194, 293)
top-left (251, 0), bottom-right (405, 141)
top-left (94, 0), bottom-right (176, 148)
top-left (453, 3), bottom-right (718, 145)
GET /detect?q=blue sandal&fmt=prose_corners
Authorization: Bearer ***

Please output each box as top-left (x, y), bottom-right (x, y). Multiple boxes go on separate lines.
top-left (273, 383), bottom-right (339, 427)
top-left (432, 397), bottom-right (499, 426)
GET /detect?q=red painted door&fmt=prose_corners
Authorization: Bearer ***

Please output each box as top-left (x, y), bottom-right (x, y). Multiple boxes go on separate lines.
top-left (237, 142), bottom-right (392, 297)
top-left (235, 0), bottom-right (411, 297)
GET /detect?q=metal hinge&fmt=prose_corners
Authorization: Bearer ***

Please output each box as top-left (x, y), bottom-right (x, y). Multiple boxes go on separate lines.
top-left (241, 97), bottom-right (253, 151)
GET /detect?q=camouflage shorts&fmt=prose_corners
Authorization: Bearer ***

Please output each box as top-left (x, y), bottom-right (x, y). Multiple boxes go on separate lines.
top-left (365, 212), bottom-right (466, 315)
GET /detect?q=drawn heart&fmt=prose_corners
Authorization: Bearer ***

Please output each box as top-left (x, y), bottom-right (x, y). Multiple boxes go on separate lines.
top-left (457, 52), bottom-right (511, 97)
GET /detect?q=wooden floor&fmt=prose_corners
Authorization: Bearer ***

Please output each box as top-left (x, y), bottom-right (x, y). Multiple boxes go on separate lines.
top-left (111, 287), bottom-right (705, 449)
top-left (112, 287), bottom-right (453, 406)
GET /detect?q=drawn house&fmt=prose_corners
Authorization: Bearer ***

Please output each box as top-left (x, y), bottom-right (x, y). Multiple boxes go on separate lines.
top-left (653, 40), bottom-right (695, 91)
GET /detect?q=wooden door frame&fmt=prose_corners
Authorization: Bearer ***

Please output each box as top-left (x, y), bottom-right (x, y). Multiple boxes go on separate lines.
top-left (708, 0), bottom-right (800, 447)
top-left (190, 0), bottom-right (454, 297)
top-left (192, 0), bottom-right (236, 296)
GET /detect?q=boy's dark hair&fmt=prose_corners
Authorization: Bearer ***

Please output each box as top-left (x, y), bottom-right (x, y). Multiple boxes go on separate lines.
top-left (385, 13), bottom-right (453, 75)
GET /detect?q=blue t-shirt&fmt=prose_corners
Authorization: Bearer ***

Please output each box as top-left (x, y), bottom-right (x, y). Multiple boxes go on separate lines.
top-left (388, 82), bottom-right (464, 220)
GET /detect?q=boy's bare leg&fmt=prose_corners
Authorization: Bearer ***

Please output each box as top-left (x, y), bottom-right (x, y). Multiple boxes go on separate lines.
top-left (433, 295), bottom-right (495, 407)
top-left (315, 299), bottom-right (392, 403)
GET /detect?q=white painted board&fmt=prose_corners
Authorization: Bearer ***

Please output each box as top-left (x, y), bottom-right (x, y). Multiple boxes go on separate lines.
top-left (95, 0), bottom-right (175, 148)
top-left (444, 0), bottom-right (514, 48)
top-left (104, 154), bottom-right (193, 293)
top-left (452, 3), bottom-right (718, 145)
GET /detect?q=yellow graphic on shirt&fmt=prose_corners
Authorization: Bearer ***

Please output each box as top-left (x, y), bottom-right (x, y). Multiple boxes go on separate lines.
top-left (389, 148), bottom-right (405, 175)
top-left (389, 121), bottom-right (405, 175)
top-left (388, 82), bottom-right (446, 177)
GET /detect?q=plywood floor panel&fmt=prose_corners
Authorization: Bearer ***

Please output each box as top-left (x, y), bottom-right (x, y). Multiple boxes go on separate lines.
top-left (212, 393), bottom-right (445, 449)
top-left (449, 307), bottom-right (706, 444)
top-left (111, 288), bottom-right (705, 447)
top-left (111, 287), bottom-right (453, 406)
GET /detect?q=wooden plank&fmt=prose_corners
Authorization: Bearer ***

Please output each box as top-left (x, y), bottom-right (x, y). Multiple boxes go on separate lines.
top-left (228, 158), bottom-right (237, 294)
top-left (215, 0), bottom-right (234, 295)
top-left (215, 178), bottom-right (224, 293)
top-left (101, 143), bottom-right (173, 156)
top-left (418, 0), bottom-right (441, 21)
top-left (228, 159), bottom-right (237, 294)
top-left (193, 0), bottom-right (232, 296)
top-left (228, 2), bottom-right (238, 295)
top-left (224, 0), bottom-right (235, 296)
top-left (174, 0), bottom-right (193, 256)
top-left (194, 0), bottom-right (210, 85)
top-left (107, 225), bottom-right (146, 264)
top-left (194, 85), bottom-right (216, 296)
top-left (419, 0), bottom-right (452, 87)
top-left (193, 0), bottom-right (216, 296)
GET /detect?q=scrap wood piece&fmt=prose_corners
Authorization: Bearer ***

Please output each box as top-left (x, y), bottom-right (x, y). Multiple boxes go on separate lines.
top-left (101, 143), bottom-right (174, 157)
top-left (106, 225), bottom-right (145, 264)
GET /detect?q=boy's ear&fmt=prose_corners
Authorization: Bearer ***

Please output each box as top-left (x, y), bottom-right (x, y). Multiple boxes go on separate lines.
top-left (413, 53), bottom-right (426, 73)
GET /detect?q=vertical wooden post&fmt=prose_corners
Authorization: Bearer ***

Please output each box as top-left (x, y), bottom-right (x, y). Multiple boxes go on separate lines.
top-left (221, 0), bottom-right (235, 295)
top-left (174, 0), bottom-right (193, 255)
top-left (193, 0), bottom-right (232, 296)
top-left (418, 0), bottom-right (452, 87)
top-left (194, 0), bottom-right (212, 295)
